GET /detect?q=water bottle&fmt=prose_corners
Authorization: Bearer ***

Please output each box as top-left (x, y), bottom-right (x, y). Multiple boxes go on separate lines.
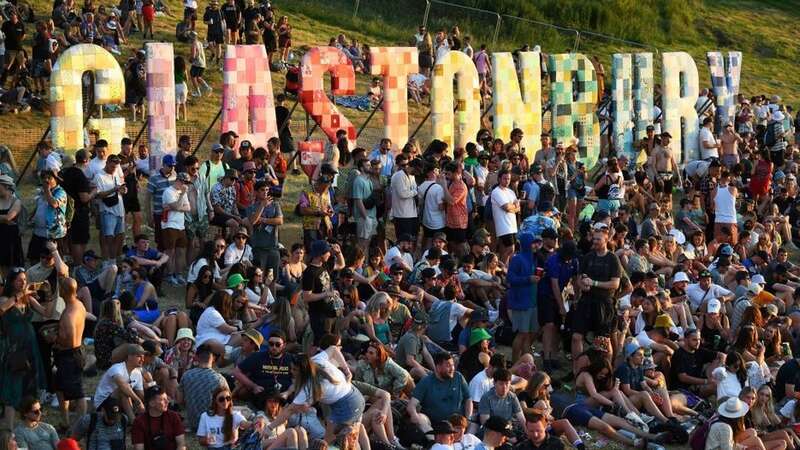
top-left (617, 430), bottom-right (636, 441)
top-left (647, 443), bottom-right (665, 450)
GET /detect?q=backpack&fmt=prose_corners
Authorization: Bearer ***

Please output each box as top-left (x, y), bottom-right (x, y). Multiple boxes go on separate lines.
top-left (235, 429), bottom-right (263, 450)
top-left (689, 414), bottom-right (718, 450)
top-left (483, 186), bottom-right (496, 222)
top-left (202, 160), bottom-right (229, 186)
top-left (764, 122), bottom-right (778, 148)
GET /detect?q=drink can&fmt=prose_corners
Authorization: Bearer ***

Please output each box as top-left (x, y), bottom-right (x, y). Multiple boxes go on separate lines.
top-left (783, 342), bottom-right (792, 357)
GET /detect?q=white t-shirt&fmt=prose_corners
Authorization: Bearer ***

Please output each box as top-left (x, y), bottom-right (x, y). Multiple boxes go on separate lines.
top-left (196, 307), bottom-right (231, 346)
top-left (94, 362), bottom-right (143, 408)
top-left (431, 444), bottom-right (454, 450)
top-left (223, 243), bottom-right (253, 267)
top-left (187, 258), bottom-right (222, 283)
top-left (431, 299), bottom-right (469, 332)
top-left (384, 246), bottom-right (414, 271)
top-left (94, 171), bottom-right (126, 216)
top-left (468, 369), bottom-right (493, 402)
top-left (686, 283), bottom-right (732, 311)
top-left (418, 180), bottom-right (445, 229)
top-left (699, 127), bottom-right (719, 159)
top-left (245, 286), bottom-right (274, 306)
top-left (197, 410), bottom-right (246, 447)
top-left (712, 366), bottom-right (743, 400)
top-left (491, 186), bottom-right (518, 236)
top-left (453, 434), bottom-right (481, 450)
top-left (293, 352), bottom-right (351, 405)
top-left (390, 170), bottom-right (418, 219)
top-left (780, 400), bottom-right (799, 422)
top-left (162, 186), bottom-right (189, 230)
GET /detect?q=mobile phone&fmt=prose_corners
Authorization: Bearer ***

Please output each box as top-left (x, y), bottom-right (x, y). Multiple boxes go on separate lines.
top-left (166, 307), bottom-right (178, 316)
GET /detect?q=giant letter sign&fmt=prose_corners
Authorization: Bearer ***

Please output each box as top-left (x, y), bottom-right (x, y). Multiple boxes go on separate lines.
top-left (222, 45), bottom-right (279, 152)
top-left (370, 47), bottom-right (417, 152)
top-left (633, 53), bottom-right (654, 143)
top-left (662, 52), bottom-right (699, 163)
top-left (548, 53), bottom-right (599, 167)
top-left (431, 50), bottom-right (480, 151)
top-left (146, 43), bottom-right (176, 159)
top-left (611, 54), bottom-right (634, 159)
top-left (492, 51), bottom-right (542, 160)
top-left (50, 44), bottom-right (125, 153)
top-left (299, 47), bottom-right (357, 148)
top-left (707, 51), bottom-right (742, 132)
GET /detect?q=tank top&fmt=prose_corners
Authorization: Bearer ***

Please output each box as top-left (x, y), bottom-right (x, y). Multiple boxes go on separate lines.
top-left (714, 185), bottom-right (736, 223)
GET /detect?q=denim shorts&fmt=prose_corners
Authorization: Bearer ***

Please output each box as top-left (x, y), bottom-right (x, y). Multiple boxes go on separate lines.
top-left (598, 199), bottom-right (621, 215)
top-left (328, 387), bottom-right (365, 425)
top-left (100, 212), bottom-right (125, 236)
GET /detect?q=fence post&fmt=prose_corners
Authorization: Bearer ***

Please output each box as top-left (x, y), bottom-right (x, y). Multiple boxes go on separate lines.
top-left (190, 107), bottom-right (223, 157)
top-left (352, 0), bottom-right (359, 18)
top-left (492, 14), bottom-right (501, 48)
top-left (573, 31), bottom-right (581, 53)
top-left (422, 0), bottom-right (431, 29)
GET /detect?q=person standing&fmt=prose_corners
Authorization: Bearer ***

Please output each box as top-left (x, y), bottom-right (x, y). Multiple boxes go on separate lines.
top-left (571, 227), bottom-right (622, 368)
top-left (247, 181), bottom-right (283, 279)
top-left (0, 10), bottom-right (24, 88)
top-left (302, 240), bottom-right (344, 347)
top-left (699, 117), bottom-right (721, 161)
top-left (93, 155), bottom-right (127, 262)
top-left (28, 170), bottom-right (68, 263)
top-left (490, 169), bottom-right (520, 266)
top-left (161, 172), bottom-right (191, 285)
top-left (59, 150), bottom-right (95, 265)
top-left (353, 158), bottom-right (378, 249)
top-left (390, 154), bottom-right (418, 248)
top-left (132, 386), bottom-right (186, 450)
top-left (507, 232), bottom-right (540, 363)
top-left (713, 170), bottom-right (739, 245)
top-left (53, 278), bottom-right (87, 430)
top-left (146, 155), bottom-right (177, 250)
top-left (418, 162), bottom-right (446, 252)
top-left (441, 161), bottom-right (468, 257)
top-left (188, 31), bottom-right (212, 96)
top-left (0, 174), bottom-right (23, 272)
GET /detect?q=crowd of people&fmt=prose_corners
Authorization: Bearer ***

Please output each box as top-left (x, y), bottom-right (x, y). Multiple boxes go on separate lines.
top-left (1, 0), bottom-right (800, 449)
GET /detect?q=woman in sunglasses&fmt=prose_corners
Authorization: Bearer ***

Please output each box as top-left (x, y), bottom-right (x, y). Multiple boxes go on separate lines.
top-left (198, 387), bottom-right (251, 449)
top-left (13, 397), bottom-right (58, 450)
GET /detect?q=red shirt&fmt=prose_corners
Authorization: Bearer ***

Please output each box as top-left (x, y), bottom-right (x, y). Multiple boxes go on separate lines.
top-left (236, 179), bottom-right (255, 209)
top-left (142, 4), bottom-right (156, 22)
top-left (132, 410), bottom-right (184, 450)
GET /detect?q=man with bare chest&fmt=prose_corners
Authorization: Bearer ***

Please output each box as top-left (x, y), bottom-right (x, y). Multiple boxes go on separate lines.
top-left (652, 132), bottom-right (682, 201)
top-left (54, 277), bottom-right (87, 429)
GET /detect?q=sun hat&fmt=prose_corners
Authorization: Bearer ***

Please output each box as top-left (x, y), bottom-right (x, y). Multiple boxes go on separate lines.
top-left (469, 327), bottom-right (492, 347)
top-left (718, 397), bottom-right (749, 418)
top-left (242, 328), bottom-right (264, 347)
top-left (175, 328), bottom-right (195, 343)
top-left (672, 272), bottom-right (690, 284)
top-left (654, 314), bottom-right (675, 329)
top-left (227, 273), bottom-right (248, 289)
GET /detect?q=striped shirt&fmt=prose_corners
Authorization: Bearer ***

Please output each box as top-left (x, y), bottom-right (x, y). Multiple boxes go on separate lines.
top-left (179, 367), bottom-right (229, 430)
top-left (146, 170), bottom-right (176, 214)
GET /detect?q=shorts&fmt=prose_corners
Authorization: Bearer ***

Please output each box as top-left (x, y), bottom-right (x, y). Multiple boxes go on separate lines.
top-left (54, 348), bottom-right (86, 400)
top-left (572, 297), bottom-right (615, 336)
top-left (537, 295), bottom-right (563, 327)
top-left (211, 212), bottom-right (238, 227)
top-left (422, 225), bottom-right (444, 239)
top-left (162, 227), bottom-right (188, 249)
top-left (445, 227), bottom-right (467, 244)
top-left (69, 207), bottom-right (91, 245)
top-left (598, 199), bottom-right (621, 215)
top-left (393, 217), bottom-right (418, 239)
top-left (100, 212), bottom-right (125, 236)
top-left (498, 233), bottom-right (517, 247)
top-left (656, 173), bottom-right (674, 194)
top-left (328, 388), bottom-right (365, 426)
top-left (356, 216), bottom-right (378, 241)
top-left (208, 31), bottom-right (224, 45)
top-left (175, 81), bottom-right (188, 103)
top-left (509, 308), bottom-right (539, 333)
top-left (31, 58), bottom-right (50, 78)
top-left (190, 66), bottom-right (205, 78)
top-left (563, 402), bottom-right (605, 427)
top-left (183, 6), bottom-right (196, 20)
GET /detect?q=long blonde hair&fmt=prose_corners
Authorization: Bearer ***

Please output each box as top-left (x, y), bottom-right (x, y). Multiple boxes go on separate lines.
top-left (366, 292), bottom-right (390, 319)
top-left (750, 385), bottom-right (782, 429)
top-left (292, 355), bottom-right (339, 404)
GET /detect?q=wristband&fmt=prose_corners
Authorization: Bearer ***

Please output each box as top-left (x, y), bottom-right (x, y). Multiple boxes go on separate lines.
top-left (593, 280), bottom-right (598, 287)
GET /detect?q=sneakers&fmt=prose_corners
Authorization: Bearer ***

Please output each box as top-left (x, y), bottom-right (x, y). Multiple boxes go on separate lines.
top-left (166, 275), bottom-right (180, 286)
top-left (625, 412), bottom-right (649, 433)
top-left (174, 274), bottom-right (187, 285)
top-left (191, 91), bottom-right (201, 97)
top-left (204, 85), bottom-right (213, 95)
top-left (640, 414), bottom-right (655, 425)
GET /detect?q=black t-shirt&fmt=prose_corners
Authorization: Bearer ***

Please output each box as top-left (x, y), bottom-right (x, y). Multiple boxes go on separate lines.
top-left (774, 359), bottom-right (800, 401)
top-left (514, 436), bottom-right (565, 450)
top-left (203, 7), bottom-right (224, 34)
top-left (237, 351), bottom-right (294, 392)
top-left (275, 106), bottom-right (291, 137)
top-left (32, 31), bottom-right (52, 61)
top-left (242, 7), bottom-right (260, 27)
top-left (669, 346), bottom-right (715, 389)
top-left (59, 166), bottom-right (92, 209)
top-left (221, 3), bottom-right (239, 27)
top-left (302, 264), bottom-right (331, 317)
top-left (2, 20), bottom-right (25, 51)
top-left (579, 251), bottom-right (621, 302)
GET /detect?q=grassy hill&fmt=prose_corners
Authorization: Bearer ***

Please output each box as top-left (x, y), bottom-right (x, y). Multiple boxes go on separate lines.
top-left (4, 0), bottom-right (800, 171)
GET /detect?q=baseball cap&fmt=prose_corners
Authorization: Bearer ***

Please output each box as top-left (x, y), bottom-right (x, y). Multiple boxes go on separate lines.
top-left (162, 154), bottom-right (176, 167)
top-left (240, 140), bottom-right (252, 149)
top-left (83, 249), bottom-right (99, 262)
top-left (719, 244), bottom-right (734, 256)
top-left (433, 232), bottom-right (447, 243)
top-left (707, 298), bottom-right (722, 314)
top-left (699, 270), bottom-right (712, 279)
top-left (99, 396), bottom-right (122, 416)
top-left (752, 274), bottom-right (766, 285)
top-left (747, 283), bottom-right (763, 296)
top-left (624, 341), bottom-right (641, 359)
top-left (211, 143), bottom-right (225, 152)
top-left (309, 239), bottom-right (332, 258)
top-left (420, 267), bottom-right (437, 280)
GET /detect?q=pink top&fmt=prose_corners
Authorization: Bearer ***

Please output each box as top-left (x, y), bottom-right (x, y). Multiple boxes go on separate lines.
top-left (445, 179), bottom-right (468, 229)
top-left (474, 51), bottom-right (489, 74)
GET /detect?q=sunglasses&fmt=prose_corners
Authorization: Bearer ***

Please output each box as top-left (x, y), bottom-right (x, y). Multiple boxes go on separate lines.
top-left (217, 395), bottom-right (231, 403)
top-left (268, 341), bottom-right (283, 347)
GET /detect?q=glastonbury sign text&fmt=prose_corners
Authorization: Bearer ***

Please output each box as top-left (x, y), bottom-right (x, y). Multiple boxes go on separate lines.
top-left (49, 43), bottom-right (741, 169)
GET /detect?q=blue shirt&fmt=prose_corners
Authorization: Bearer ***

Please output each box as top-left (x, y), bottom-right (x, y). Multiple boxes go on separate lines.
top-left (33, 186), bottom-right (67, 239)
top-left (412, 372), bottom-right (469, 422)
top-left (542, 253), bottom-right (579, 299)
top-left (368, 148), bottom-right (394, 178)
top-left (522, 180), bottom-right (540, 205)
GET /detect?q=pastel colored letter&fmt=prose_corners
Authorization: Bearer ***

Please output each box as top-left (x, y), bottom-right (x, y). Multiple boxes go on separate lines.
top-left (632, 53), bottom-right (654, 143)
top-left (370, 47), bottom-right (418, 152)
top-left (662, 51), bottom-right (699, 163)
top-left (431, 50), bottom-right (480, 151)
top-left (87, 118), bottom-right (127, 154)
top-left (222, 45), bottom-right (279, 150)
top-left (50, 44), bottom-right (125, 153)
top-left (706, 51), bottom-right (742, 132)
top-left (147, 43), bottom-right (177, 158)
top-left (611, 54), bottom-right (634, 159)
top-left (492, 51), bottom-right (542, 160)
top-left (300, 47), bottom-right (357, 147)
top-left (548, 53), bottom-right (599, 167)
